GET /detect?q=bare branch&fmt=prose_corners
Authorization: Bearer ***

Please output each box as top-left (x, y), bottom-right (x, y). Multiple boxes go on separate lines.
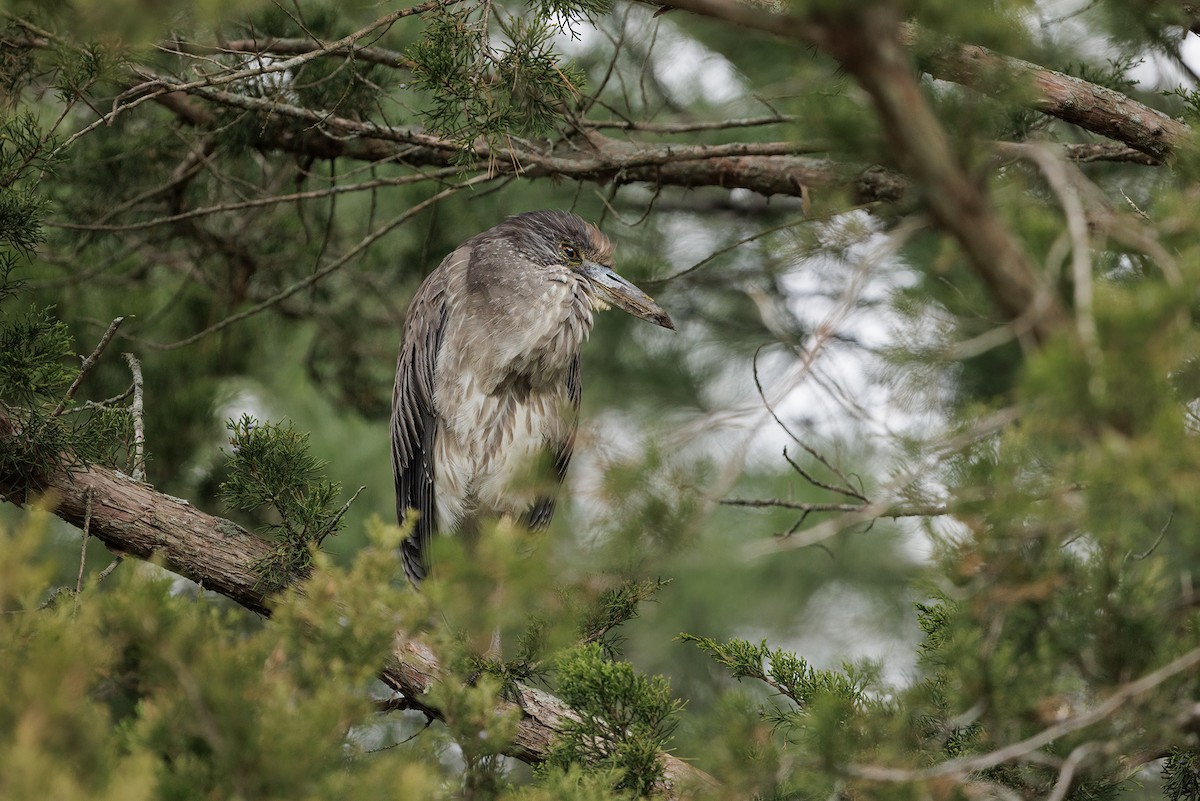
top-left (583, 114), bottom-right (796, 133)
top-left (164, 37), bottom-right (416, 70)
top-left (53, 3), bottom-right (458, 154)
top-left (143, 173), bottom-right (496, 351)
top-left (746, 406), bottom-right (1021, 558)
top-left (52, 316), bottom-right (126, 417)
top-left (720, 497), bottom-right (948, 518)
top-left (123, 353), bottom-right (146, 482)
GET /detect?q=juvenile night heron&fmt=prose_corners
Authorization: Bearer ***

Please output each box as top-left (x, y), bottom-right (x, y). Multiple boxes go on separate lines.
top-left (391, 210), bottom-right (674, 584)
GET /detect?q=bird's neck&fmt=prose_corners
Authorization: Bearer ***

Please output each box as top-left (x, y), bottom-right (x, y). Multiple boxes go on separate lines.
top-left (450, 271), bottom-right (592, 392)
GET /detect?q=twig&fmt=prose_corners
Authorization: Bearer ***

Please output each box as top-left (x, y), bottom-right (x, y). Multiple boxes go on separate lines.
top-left (1023, 145), bottom-right (1105, 398)
top-left (1045, 743), bottom-right (1098, 801)
top-left (654, 215), bottom-right (815, 285)
top-left (97, 556), bottom-right (124, 583)
top-left (781, 446), bottom-right (869, 504)
top-left (321, 485), bottom-right (366, 545)
top-left (752, 347), bottom-right (867, 502)
top-left (52, 316), bottom-right (126, 417)
top-left (720, 498), bottom-right (948, 518)
top-left (165, 37), bottom-right (416, 70)
top-left (1126, 509), bottom-right (1172, 563)
top-left (848, 644), bottom-right (1200, 782)
top-left (75, 489), bottom-right (94, 596)
top-left (364, 712), bottom-right (436, 752)
top-left (124, 353), bottom-right (146, 482)
top-left (79, 384), bottom-right (135, 412)
top-left (144, 173), bottom-right (495, 351)
top-left (583, 113), bottom-right (796, 133)
top-left (745, 407), bottom-right (1020, 558)
top-left (47, 169), bottom-right (464, 233)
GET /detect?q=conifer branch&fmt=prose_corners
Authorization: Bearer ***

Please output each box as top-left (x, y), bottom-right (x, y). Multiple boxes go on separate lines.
top-left (0, 414), bottom-right (720, 800)
top-left (846, 644), bottom-right (1200, 782)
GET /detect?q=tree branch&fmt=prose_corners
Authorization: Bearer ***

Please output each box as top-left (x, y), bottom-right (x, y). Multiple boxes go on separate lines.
top-left (163, 37), bottom-right (416, 70)
top-left (913, 30), bottom-right (1186, 162)
top-left (659, 0), bottom-right (1070, 340)
top-left (846, 644), bottom-right (1200, 782)
top-left (0, 418), bottom-right (719, 799)
top-left (719, 497), bottom-right (948, 518)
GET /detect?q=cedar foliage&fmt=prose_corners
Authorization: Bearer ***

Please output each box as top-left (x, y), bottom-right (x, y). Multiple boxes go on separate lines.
top-left (3, 1), bottom-right (1200, 800)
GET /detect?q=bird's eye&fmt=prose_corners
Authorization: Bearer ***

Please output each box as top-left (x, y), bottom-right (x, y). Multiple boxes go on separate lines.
top-left (560, 243), bottom-right (580, 263)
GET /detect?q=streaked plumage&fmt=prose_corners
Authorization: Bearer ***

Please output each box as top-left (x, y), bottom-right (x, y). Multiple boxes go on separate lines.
top-left (391, 210), bottom-right (673, 583)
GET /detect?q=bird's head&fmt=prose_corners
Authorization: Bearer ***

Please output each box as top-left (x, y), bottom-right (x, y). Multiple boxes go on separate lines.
top-left (500, 210), bottom-right (675, 331)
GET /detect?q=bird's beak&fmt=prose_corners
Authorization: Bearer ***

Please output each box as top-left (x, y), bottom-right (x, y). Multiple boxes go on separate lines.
top-left (581, 262), bottom-right (675, 331)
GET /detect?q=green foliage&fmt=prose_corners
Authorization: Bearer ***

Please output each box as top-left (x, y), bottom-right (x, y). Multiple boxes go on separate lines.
top-left (0, 112), bottom-right (54, 261)
top-left (0, 306), bottom-right (74, 404)
top-left (579, 577), bottom-right (669, 655)
top-left (0, 110), bottom-right (55, 298)
top-left (0, 513), bottom-right (439, 801)
top-left (8, 2), bottom-right (1200, 801)
top-left (1164, 749), bottom-right (1200, 801)
top-left (408, 7), bottom-right (586, 146)
top-left (680, 635), bottom-right (865, 712)
top-left (513, 765), bottom-right (635, 801)
top-left (546, 643), bottom-right (683, 796)
top-left (220, 415), bottom-right (355, 587)
top-left (1062, 55), bottom-right (1144, 96)
top-left (527, 0), bottom-right (613, 31)
top-left (1163, 84), bottom-right (1200, 124)
top-left (0, 304), bottom-right (133, 485)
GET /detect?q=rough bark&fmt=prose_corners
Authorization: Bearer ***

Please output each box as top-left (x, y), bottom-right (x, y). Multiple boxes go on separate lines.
top-left (915, 34), bottom-right (1187, 162)
top-left (0, 439), bottom-right (718, 799)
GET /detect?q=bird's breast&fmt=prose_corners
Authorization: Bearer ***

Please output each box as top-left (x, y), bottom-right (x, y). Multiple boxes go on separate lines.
top-left (430, 271), bottom-right (587, 528)
top-left (432, 371), bottom-right (574, 528)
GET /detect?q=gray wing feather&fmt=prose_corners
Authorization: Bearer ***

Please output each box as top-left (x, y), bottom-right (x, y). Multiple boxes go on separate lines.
top-left (391, 261), bottom-right (451, 584)
top-left (523, 354), bottom-right (581, 530)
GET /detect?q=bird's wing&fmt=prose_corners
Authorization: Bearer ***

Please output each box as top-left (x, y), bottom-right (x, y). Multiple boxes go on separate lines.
top-left (524, 354), bottom-right (581, 530)
top-left (391, 255), bottom-right (453, 584)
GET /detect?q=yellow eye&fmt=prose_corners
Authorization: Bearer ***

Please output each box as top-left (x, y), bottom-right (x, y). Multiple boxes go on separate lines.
top-left (561, 243), bottom-right (580, 262)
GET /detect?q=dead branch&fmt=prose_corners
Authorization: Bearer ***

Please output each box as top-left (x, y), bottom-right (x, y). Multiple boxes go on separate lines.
top-left (720, 498), bottom-right (948, 518)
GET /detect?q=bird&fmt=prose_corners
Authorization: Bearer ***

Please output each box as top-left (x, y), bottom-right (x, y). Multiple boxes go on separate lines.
top-left (391, 210), bottom-right (674, 584)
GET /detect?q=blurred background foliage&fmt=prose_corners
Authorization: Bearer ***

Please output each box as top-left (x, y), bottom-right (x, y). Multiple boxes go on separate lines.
top-left (3, 0), bottom-right (1200, 799)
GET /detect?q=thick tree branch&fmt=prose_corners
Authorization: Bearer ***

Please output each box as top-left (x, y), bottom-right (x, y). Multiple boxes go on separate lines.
top-left (135, 69), bottom-right (853, 201)
top-left (819, 10), bottom-right (1068, 340)
top-left (0, 421), bottom-right (718, 799)
top-left (913, 31), bottom-right (1188, 162)
top-left (659, 0), bottom-right (1068, 339)
top-left (656, 0), bottom-right (1189, 162)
